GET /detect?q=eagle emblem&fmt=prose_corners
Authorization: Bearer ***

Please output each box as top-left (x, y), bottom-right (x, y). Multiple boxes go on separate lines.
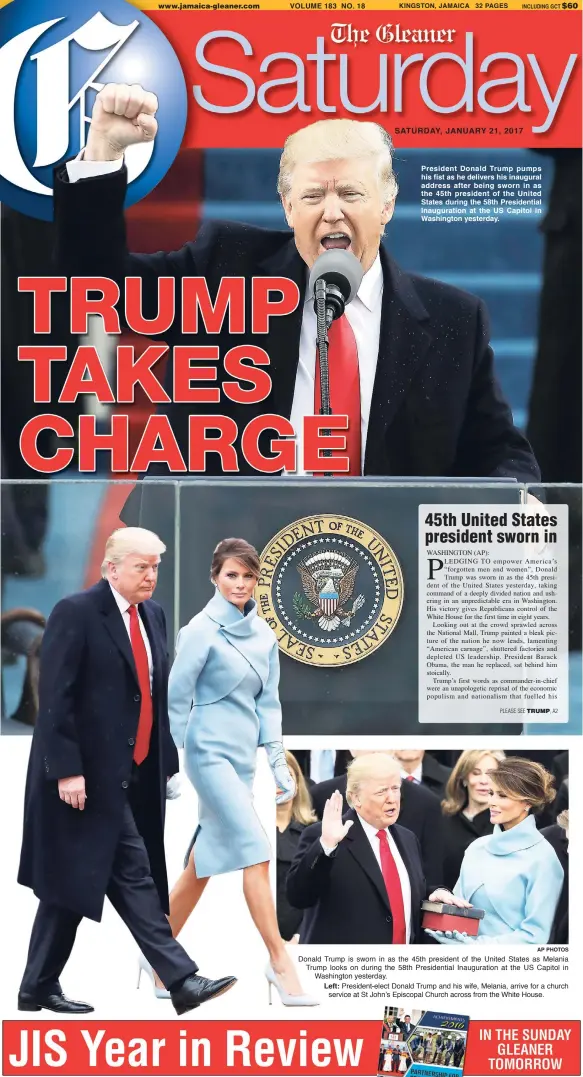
top-left (294, 552), bottom-right (365, 631)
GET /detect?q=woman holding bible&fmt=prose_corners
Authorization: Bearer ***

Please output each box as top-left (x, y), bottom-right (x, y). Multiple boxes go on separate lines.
top-left (426, 758), bottom-right (564, 945)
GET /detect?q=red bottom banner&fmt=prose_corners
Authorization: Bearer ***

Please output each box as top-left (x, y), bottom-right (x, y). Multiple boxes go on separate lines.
top-left (2, 1021), bottom-right (379, 1076)
top-left (2, 1019), bottom-right (580, 1076)
top-left (464, 1022), bottom-right (581, 1076)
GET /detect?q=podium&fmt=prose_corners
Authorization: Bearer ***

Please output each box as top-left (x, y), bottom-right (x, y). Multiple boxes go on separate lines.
top-left (125, 478), bottom-right (523, 735)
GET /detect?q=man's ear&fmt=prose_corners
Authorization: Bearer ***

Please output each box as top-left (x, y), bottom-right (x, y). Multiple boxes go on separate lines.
top-left (381, 198), bottom-right (395, 227)
top-left (282, 196), bottom-right (294, 228)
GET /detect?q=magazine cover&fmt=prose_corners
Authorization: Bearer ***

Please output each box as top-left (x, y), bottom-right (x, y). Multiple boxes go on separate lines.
top-left (0, 0), bottom-right (581, 1072)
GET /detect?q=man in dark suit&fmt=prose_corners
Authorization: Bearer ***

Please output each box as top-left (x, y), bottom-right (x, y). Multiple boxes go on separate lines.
top-left (54, 85), bottom-right (539, 482)
top-left (399, 1016), bottom-right (415, 1038)
top-left (309, 751), bottom-right (445, 889)
top-left (542, 814), bottom-right (569, 943)
top-left (286, 754), bottom-right (452, 944)
top-left (390, 1046), bottom-right (402, 1073)
top-left (17, 527), bottom-right (236, 1015)
top-left (393, 749), bottom-right (452, 801)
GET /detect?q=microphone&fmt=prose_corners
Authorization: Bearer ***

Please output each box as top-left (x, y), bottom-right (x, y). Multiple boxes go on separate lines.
top-left (309, 249), bottom-right (364, 323)
top-left (309, 251), bottom-right (364, 475)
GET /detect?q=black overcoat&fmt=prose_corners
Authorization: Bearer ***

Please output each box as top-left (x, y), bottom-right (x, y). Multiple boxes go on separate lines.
top-left (18, 579), bottom-right (179, 921)
top-left (309, 773), bottom-right (444, 892)
top-left (286, 809), bottom-right (427, 944)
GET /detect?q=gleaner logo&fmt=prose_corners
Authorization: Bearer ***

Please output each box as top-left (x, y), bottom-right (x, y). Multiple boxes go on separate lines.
top-left (257, 514), bottom-right (404, 667)
top-left (0, 0), bottom-right (186, 220)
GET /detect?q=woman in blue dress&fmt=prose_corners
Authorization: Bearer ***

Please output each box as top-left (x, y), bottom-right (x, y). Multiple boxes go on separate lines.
top-left (426, 757), bottom-right (564, 945)
top-left (159, 538), bottom-right (317, 1005)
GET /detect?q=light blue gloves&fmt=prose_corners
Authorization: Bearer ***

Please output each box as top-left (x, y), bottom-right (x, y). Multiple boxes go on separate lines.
top-left (424, 929), bottom-right (477, 945)
top-left (264, 741), bottom-right (296, 804)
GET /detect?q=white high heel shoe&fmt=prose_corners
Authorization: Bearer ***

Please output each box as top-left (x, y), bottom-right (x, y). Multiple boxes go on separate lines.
top-left (265, 963), bottom-right (319, 1007)
top-left (137, 954), bottom-right (171, 999)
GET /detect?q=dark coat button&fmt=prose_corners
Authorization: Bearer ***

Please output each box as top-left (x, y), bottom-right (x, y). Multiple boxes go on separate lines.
top-left (386, 916), bottom-right (392, 923)
top-left (121, 780), bottom-right (129, 789)
top-left (134, 694), bottom-right (140, 702)
top-left (128, 738), bottom-right (135, 746)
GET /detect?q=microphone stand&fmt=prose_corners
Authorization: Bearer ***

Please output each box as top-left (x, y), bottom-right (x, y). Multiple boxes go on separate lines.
top-left (315, 278), bottom-right (343, 478)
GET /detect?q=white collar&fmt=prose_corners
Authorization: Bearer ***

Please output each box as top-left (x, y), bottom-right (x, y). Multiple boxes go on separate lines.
top-left (304, 252), bottom-right (383, 313)
top-left (356, 253), bottom-right (383, 311)
top-left (400, 764), bottom-right (423, 783)
top-left (358, 813), bottom-right (389, 841)
top-left (109, 581), bottom-right (131, 615)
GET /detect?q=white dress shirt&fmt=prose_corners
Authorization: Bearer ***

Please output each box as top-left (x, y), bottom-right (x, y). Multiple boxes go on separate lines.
top-left (320, 813), bottom-right (412, 943)
top-left (290, 257), bottom-right (383, 475)
top-left (109, 583), bottom-right (153, 691)
top-left (66, 157), bottom-right (384, 476)
top-left (67, 156), bottom-right (123, 182)
top-left (358, 815), bottom-right (412, 943)
top-left (400, 764), bottom-right (423, 784)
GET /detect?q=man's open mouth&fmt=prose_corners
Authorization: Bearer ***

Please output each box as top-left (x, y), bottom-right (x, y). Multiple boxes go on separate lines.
top-left (320, 232), bottom-right (351, 251)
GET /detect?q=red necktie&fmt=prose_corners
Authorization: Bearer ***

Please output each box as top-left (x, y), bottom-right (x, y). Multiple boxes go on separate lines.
top-left (314, 314), bottom-right (361, 475)
top-left (376, 829), bottom-right (407, 943)
top-left (129, 604), bottom-right (153, 765)
top-left (406, 775), bottom-right (416, 782)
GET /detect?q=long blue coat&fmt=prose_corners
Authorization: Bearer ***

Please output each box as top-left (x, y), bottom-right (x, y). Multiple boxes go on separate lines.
top-left (168, 589), bottom-right (282, 877)
top-left (454, 814), bottom-right (564, 944)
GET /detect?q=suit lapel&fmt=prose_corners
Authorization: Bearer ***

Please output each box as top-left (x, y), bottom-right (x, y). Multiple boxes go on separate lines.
top-left (253, 240), bottom-right (434, 467)
top-left (252, 240), bottom-right (433, 460)
top-left (390, 824), bottom-right (422, 925)
top-left (256, 237), bottom-right (306, 419)
top-left (97, 580), bottom-right (139, 686)
top-left (139, 601), bottom-right (162, 707)
top-left (422, 753), bottom-right (447, 786)
top-left (364, 248), bottom-right (432, 473)
top-left (345, 811), bottom-right (390, 912)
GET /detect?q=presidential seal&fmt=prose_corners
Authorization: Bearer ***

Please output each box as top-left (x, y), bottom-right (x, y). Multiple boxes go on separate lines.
top-left (256, 514), bottom-right (404, 667)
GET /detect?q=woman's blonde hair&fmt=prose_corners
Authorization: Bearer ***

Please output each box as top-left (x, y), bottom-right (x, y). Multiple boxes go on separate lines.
top-left (285, 751), bottom-right (317, 825)
top-left (442, 749), bottom-right (506, 816)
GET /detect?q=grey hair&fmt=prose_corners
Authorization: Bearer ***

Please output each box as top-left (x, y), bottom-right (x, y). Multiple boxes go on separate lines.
top-left (277, 119), bottom-right (399, 203)
top-left (101, 527), bottom-right (166, 577)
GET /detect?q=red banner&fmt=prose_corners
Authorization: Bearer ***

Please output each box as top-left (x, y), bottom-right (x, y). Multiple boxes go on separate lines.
top-left (1, 1020), bottom-right (380, 1076)
top-left (464, 1021), bottom-right (581, 1076)
top-left (151, 11), bottom-right (582, 148)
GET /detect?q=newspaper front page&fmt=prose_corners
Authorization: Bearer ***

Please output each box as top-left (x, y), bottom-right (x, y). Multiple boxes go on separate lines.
top-left (0, 0), bottom-right (580, 1072)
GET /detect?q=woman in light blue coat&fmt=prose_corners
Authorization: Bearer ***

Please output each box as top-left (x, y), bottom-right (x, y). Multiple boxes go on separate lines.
top-left (163, 538), bottom-right (317, 1005)
top-left (426, 758), bottom-right (564, 945)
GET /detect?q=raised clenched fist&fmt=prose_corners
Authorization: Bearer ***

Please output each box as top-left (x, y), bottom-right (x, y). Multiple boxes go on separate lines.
top-left (85, 83), bottom-right (158, 161)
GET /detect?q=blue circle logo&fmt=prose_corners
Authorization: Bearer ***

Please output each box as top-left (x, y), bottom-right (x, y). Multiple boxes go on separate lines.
top-left (0, 0), bottom-right (187, 220)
